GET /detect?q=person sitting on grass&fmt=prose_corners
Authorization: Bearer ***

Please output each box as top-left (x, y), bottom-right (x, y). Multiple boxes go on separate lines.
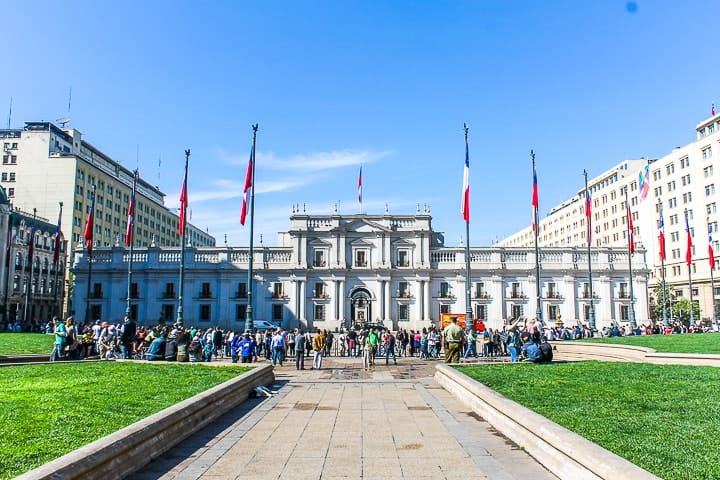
top-left (145, 329), bottom-right (167, 361)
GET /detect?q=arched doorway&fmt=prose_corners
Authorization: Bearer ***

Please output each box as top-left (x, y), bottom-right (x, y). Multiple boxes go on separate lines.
top-left (350, 288), bottom-right (372, 326)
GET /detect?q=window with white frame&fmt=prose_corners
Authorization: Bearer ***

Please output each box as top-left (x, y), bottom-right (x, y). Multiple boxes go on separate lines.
top-left (399, 281), bottom-right (409, 298)
top-left (397, 249), bottom-right (409, 267)
top-left (355, 249), bottom-right (368, 267)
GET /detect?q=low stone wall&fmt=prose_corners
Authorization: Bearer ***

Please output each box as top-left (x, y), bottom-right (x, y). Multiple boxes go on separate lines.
top-left (553, 341), bottom-right (720, 367)
top-left (435, 364), bottom-right (660, 480)
top-left (15, 364), bottom-right (275, 480)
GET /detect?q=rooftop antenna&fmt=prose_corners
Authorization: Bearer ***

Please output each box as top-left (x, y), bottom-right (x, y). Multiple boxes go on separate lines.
top-left (56, 87), bottom-right (72, 128)
top-left (7, 96), bottom-right (12, 129)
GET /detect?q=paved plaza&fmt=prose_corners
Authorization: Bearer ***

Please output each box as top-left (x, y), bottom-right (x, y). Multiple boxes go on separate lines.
top-left (134, 356), bottom-right (557, 480)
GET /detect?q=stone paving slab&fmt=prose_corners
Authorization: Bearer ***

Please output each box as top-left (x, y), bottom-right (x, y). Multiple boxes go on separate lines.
top-left (134, 356), bottom-right (556, 480)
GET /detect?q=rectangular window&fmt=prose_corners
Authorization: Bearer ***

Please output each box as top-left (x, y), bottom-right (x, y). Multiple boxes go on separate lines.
top-left (273, 282), bottom-right (283, 298)
top-left (620, 305), bottom-right (629, 321)
top-left (666, 164), bottom-right (675, 175)
top-left (314, 250), bottom-right (325, 267)
top-left (236, 304), bottom-right (247, 321)
top-left (548, 304), bottom-right (558, 322)
top-left (355, 250), bottom-right (367, 267)
top-left (314, 282), bottom-right (325, 298)
top-left (398, 249), bottom-right (409, 267)
top-left (399, 304), bottom-right (409, 321)
top-left (164, 283), bottom-right (175, 298)
top-left (475, 282), bottom-right (485, 298)
top-left (236, 282), bottom-right (247, 298)
top-left (681, 157), bottom-right (690, 168)
top-left (90, 305), bottom-right (102, 323)
top-left (681, 174), bottom-right (691, 186)
top-left (1, 173), bottom-right (6, 181)
top-left (314, 304), bottom-right (325, 321)
top-left (511, 282), bottom-right (521, 298)
top-left (92, 282), bottom-right (103, 298)
top-left (683, 192), bottom-right (693, 203)
top-left (440, 304), bottom-right (450, 314)
top-left (619, 282), bottom-right (628, 298)
top-left (475, 304), bottom-right (486, 321)
top-left (705, 165), bottom-right (714, 177)
top-left (162, 304), bottom-right (174, 323)
top-left (511, 305), bottom-right (523, 319)
top-left (706, 184), bottom-right (716, 196)
top-left (440, 282), bottom-right (450, 298)
top-left (399, 281), bottom-right (409, 298)
top-left (703, 146), bottom-right (713, 159)
top-left (200, 304), bottom-right (211, 321)
top-left (272, 304), bottom-right (283, 321)
top-left (130, 282), bottom-right (139, 299)
top-left (200, 282), bottom-right (212, 298)
top-left (547, 282), bottom-right (557, 298)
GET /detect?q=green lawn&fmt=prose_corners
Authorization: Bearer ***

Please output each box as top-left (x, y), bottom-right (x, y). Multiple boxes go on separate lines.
top-left (0, 333), bottom-right (54, 355)
top-left (458, 362), bottom-right (720, 480)
top-left (579, 332), bottom-right (720, 353)
top-left (0, 362), bottom-right (252, 479)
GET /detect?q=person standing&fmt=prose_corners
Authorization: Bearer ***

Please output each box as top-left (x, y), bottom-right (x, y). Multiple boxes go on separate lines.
top-left (119, 315), bottom-right (137, 360)
top-left (271, 329), bottom-right (286, 366)
top-left (240, 332), bottom-right (256, 363)
top-left (442, 317), bottom-right (465, 363)
top-left (505, 318), bottom-right (523, 362)
top-left (230, 331), bottom-right (243, 363)
top-left (383, 330), bottom-right (397, 365)
top-left (294, 329), bottom-right (306, 370)
top-left (312, 330), bottom-right (326, 369)
top-left (463, 328), bottom-right (478, 359)
top-left (50, 316), bottom-right (67, 362)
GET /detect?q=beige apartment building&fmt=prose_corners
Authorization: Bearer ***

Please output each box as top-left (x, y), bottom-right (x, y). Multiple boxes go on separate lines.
top-left (499, 112), bottom-right (720, 325)
top-left (0, 122), bottom-right (215, 253)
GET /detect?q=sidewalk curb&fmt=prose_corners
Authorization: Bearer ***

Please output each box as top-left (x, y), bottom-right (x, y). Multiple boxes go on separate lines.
top-left (15, 364), bottom-right (275, 480)
top-left (434, 364), bottom-right (660, 480)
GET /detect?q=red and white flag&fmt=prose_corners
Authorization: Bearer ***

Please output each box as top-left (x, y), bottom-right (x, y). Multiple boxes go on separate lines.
top-left (358, 165), bottom-right (363, 204)
top-left (627, 203), bottom-right (635, 254)
top-left (658, 203), bottom-right (666, 260)
top-left (240, 148), bottom-right (254, 225)
top-left (462, 143), bottom-right (470, 222)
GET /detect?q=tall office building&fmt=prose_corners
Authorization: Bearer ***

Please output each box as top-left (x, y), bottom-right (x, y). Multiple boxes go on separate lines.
top-left (499, 112), bottom-right (720, 325)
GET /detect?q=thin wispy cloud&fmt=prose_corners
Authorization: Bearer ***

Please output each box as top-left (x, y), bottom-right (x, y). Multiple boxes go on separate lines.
top-left (167, 177), bottom-right (309, 207)
top-left (218, 149), bottom-right (391, 171)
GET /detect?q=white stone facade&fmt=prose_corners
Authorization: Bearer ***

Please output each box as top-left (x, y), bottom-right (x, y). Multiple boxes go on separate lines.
top-left (72, 213), bottom-right (649, 331)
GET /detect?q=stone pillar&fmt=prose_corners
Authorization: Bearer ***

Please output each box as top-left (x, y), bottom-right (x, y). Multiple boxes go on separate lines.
top-left (338, 280), bottom-right (344, 326)
top-left (424, 280), bottom-right (431, 322)
top-left (299, 280), bottom-right (306, 323)
top-left (384, 280), bottom-right (391, 321)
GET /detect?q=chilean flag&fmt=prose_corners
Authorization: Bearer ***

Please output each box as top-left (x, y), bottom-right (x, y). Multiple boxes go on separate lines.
top-left (240, 148), bottom-right (254, 225)
top-left (462, 142), bottom-right (470, 222)
top-left (585, 190), bottom-right (592, 244)
top-left (178, 179), bottom-right (187, 236)
top-left (126, 175), bottom-right (136, 246)
top-left (686, 213), bottom-right (693, 266)
top-left (658, 205), bottom-right (666, 260)
top-left (627, 204), bottom-right (635, 254)
top-left (84, 194), bottom-right (95, 254)
top-left (532, 166), bottom-right (539, 230)
top-left (710, 229), bottom-right (715, 270)
top-left (358, 165), bottom-right (363, 204)
top-left (53, 214), bottom-right (62, 264)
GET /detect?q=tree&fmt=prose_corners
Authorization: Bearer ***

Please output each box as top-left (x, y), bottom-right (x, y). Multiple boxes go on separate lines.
top-left (650, 283), bottom-right (675, 324)
top-left (672, 298), bottom-right (701, 325)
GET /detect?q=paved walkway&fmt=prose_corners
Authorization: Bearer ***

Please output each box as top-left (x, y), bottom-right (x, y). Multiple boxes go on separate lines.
top-left (135, 355), bottom-right (557, 480)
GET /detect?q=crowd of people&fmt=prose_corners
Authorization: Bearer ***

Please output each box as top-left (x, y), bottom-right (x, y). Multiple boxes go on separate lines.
top-left (42, 314), bottom-right (718, 365)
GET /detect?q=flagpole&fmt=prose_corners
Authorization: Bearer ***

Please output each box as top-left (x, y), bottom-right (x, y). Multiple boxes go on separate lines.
top-left (708, 217), bottom-right (717, 330)
top-left (462, 124), bottom-right (474, 334)
top-left (23, 208), bottom-right (37, 325)
top-left (177, 150), bottom-right (190, 326)
top-left (584, 170), bottom-right (596, 330)
top-left (685, 208), bottom-right (694, 327)
top-left (625, 190), bottom-right (636, 329)
top-left (532, 150), bottom-right (542, 324)
top-left (85, 186), bottom-right (95, 324)
top-left (246, 124), bottom-right (259, 333)
top-left (126, 170), bottom-right (138, 319)
top-left (659, 200), bottom-right (668, 327)
top-left (52, 202), bottom-right (63, 319)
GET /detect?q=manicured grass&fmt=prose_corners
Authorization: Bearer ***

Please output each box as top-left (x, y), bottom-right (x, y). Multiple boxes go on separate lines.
top-left (579, 332), bottom-right (720, 354)
top-left (457, 362), bottom-right (720, 480)
top-left (0, 362), bottom-right (252, 479)
top-left (0, 333), bottom-right (54, 355)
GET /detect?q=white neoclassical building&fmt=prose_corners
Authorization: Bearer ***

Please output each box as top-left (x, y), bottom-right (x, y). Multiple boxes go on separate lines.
top-left (72, 212), bottom-right (649, 331)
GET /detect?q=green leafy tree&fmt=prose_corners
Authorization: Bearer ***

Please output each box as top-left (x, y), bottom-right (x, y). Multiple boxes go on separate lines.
top-left (650, 283), bottom-right (675, 324)
top-left (672, 298), bottom-right (701, 325)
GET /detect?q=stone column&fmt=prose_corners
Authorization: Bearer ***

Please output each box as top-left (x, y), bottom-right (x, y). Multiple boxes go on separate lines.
top-left (384, 280), bottom-right (391, 321)
top-left (424, 280), bottom-right (430, 322)
top-left (299, 280), bottom-right (306, 323)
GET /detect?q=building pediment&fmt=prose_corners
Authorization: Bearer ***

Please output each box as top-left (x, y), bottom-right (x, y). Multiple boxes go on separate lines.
top-left (392, 238), bottom-right (416, 248)
top-left (331, 218), bottom-right (391, 234)
top-left (308, 238), bottom-right (333, 247)
top-left (348, 238), bottom-right (375, 248)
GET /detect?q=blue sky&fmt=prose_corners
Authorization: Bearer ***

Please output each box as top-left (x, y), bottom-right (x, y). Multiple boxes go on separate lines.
top-left (2, 0), bottom-right (719, 246)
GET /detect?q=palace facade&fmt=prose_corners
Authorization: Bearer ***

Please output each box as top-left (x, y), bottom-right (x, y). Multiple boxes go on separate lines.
top-left (72, 213), bottom-right (649, 331)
